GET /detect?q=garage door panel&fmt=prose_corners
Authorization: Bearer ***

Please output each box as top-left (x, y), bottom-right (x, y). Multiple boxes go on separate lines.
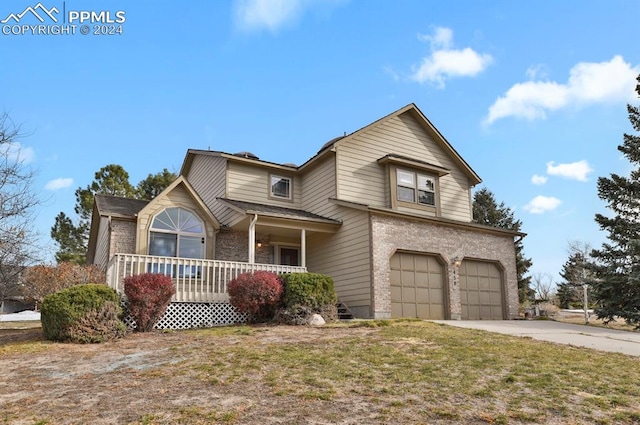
top-left (390, 252), bottom-right (445, 320)
top-left (402, 270), bottom-right (415, 286)
top-left (415, 272), bottom-right (429, 287)
top-left (391, 285), bottom-right (402, 301)
top-left (460, 260), bottom-right (504, 320)
top-left (391, 302), bottom-right (403, 317)
top-left (403, 303), bottom-right (417, 317)
top-left (414, 255), bottom-right (429, 271)
top-left (416, 287), bottom-right (429, 299)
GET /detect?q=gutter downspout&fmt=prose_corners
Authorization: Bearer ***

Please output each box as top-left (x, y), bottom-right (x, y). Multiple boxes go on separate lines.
top-left (248, 214), bottom-right (258, 264)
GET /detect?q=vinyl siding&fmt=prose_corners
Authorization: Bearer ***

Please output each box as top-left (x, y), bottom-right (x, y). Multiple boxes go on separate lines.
top-left (93, 217), bottom-right (110, 270)
top-left (336, 112), bottom-right (472, 222)
top-left (306, 207), bottom-right (371, 313)
top-left (185, 155), bottom-right (238, 225)
top-left (301, 154), bottom-right (336, 216)
top-left (227, 162), bottom-right (301, 209)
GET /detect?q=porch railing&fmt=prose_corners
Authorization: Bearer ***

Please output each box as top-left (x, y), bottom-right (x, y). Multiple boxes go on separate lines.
top-left (106, 254), bottom-right (307, 303)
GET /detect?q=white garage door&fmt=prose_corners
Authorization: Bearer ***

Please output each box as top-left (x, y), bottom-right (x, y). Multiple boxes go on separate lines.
top-left (390, 252), bottom-right (445, 319)
top-left (459, 260), bottom-right (504, 320)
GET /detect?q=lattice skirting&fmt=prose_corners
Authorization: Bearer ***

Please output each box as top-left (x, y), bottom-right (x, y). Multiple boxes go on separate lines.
top-left (121, 301), bottom-right (248, 330)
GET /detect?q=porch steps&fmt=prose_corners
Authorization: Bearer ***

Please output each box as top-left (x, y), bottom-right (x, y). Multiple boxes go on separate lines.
top-left (336, 300), bottom-right (354, 320)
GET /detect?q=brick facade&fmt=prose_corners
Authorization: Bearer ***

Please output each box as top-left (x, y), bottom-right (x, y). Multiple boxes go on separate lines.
top-left (370, 213), bottom-right (519, 320)
top-left (215, 228), bottom-right (271, 264)
top-left (109, 219), bottom-right (137, 258)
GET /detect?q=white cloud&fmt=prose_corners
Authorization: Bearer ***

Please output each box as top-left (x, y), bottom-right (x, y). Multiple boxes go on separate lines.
top-left (531, 174), bottom-right (548, 185)
top-left (486, 55), bottom-right (640, 124)
top-left (546, 160), bottom-right (593, 182)
top-left (410, 27), bottom-right (493, 88)
top-left (45, 178), bottom-right (73, 191)
top-left (523, 195), bottom-right (562, 214)
top-left (233, 0), bottom-right (345, 33)
top-left (2, 142), bottom-right (34, 164)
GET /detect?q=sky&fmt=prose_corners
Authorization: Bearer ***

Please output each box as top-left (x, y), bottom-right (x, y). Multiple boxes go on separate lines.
top-left (1, 0), bottom-right (639, 286)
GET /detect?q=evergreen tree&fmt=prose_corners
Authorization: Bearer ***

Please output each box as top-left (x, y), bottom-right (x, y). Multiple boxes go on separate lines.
top-left (473, 187), bottom-right (533, 303)
top-left (51, 164), bottom-right (174, 265)
top-left (136, 168), bottom-right (176, 200)
top-left (556, 247), bottom-right (588, 309)
top-left (591, 74), bottom-right (640, 327)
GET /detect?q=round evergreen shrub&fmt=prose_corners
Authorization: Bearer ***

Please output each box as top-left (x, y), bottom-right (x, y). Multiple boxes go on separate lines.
top-left (227, 271), bottom-right (283, 323)
top-left (278, 273), bottom-right (338, 324)
top-left (124, 273), bottom-right (175, 332)
top-left (41, 284), bottom-right (126, 343)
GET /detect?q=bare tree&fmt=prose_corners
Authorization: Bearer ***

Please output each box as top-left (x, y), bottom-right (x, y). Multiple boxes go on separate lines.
top-left (532, 272), bottom-right (554, 302)
top-left (0, 113), bottom-right (40, 313)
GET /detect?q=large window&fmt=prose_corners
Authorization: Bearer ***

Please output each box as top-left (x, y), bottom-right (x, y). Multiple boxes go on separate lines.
top-left (396, 169), bottom-right (436, 206)
top-left (270, 175), bottom-right (292, 199)
top-left (149, 207), bottom-right (205, 259)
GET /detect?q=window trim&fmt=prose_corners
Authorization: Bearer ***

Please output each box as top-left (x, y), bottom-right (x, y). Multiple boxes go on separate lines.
top-left (390, 166), bottom-right (440, 215)
top-left (269, 174), bottom-right (293, 201)
top-left (148, 207), bottom-right (206, 259)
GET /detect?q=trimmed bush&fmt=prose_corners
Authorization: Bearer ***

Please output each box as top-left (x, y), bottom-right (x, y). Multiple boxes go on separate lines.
top-left (41, 284), bottom-right (125, 343)
top-left (278, 273), bottom-right (338, 324)
top-left (124, 273), bottom-right (175, 332)
top-left (227, 271), bottom-right (283, 323)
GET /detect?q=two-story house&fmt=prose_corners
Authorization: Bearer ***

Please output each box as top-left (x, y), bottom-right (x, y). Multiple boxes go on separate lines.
top-left (87, 103), bottom-right (522, 328)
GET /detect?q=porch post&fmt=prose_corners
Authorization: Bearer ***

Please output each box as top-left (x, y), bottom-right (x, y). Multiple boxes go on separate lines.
top-left (300, 228), bottom-right (306, 268)
top-left (248, 214), bottom-right (258, 264)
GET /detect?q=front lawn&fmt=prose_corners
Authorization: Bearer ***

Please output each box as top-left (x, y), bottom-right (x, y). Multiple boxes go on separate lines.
top-left (1, 320), bottom-right (638, 424)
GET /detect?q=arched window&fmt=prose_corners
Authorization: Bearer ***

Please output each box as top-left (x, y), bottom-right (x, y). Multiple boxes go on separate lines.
top-left (149, 207), bottom-right (205, 259)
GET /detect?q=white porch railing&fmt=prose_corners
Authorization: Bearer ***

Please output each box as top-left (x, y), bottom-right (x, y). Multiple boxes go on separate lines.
top-left (106, 254), bottom-right (307, 303)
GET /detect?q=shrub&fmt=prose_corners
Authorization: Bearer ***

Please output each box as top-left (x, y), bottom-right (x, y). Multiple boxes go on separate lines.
top-left (278, 273), bottom-right (338, 324)
top-left (124, 273), bottom-right (175, 332)
top-left (23, 263), bottom-right (106, 306)
top-left (227, 271), bottom-right (283, 323)
top-left (41, 284), bottom-right (125, 343)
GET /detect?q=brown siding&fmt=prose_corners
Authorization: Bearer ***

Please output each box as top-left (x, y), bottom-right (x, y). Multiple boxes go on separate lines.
top-left (301, 155), bottom-right (336, 216)
top-left (306, 207), bottom-right (371, 317)
top-left (227, 162), bottom-right (301, 208)
top-left (185, 154), bottom-right (239, 225)
top-left (336, 112), bottom-right (473, 222)
top-left (93, 217), bottom-right (110, 271)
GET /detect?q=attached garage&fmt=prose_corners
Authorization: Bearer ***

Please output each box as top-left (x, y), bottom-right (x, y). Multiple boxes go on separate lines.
top-left (390, 252), bottom-right (445, 319)
top-left (459, 260), bottom-right (504, 320)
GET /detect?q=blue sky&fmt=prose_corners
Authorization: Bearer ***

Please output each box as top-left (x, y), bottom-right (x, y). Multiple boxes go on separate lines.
top-left (1, 0), bottom-right (639, 285)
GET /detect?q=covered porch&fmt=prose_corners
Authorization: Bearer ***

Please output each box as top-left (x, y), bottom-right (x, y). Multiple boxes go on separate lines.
top-left (106, 254), bottom-right (306, 303)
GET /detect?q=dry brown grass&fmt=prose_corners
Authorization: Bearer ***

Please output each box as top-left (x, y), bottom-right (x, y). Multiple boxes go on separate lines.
top-left (1, 320), bottom-right (639, 425)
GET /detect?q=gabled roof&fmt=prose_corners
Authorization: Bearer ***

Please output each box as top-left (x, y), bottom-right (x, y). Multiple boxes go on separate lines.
top-left (301, 103), bottom-right (482, 185)
top-left (217, 198), bottom-right (341, 225)
top-left (179, 103), bottom-right (481, 186)
top-left (138, 175), bottom-right (220, 230)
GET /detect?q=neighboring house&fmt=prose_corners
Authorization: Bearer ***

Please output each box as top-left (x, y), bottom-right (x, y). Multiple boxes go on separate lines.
top-left (87, 103), bottom-right (523, 328)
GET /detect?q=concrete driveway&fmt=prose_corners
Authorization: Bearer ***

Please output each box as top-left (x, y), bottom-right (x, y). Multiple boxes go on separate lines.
top-left (432, 320), bottom-right (640, 357)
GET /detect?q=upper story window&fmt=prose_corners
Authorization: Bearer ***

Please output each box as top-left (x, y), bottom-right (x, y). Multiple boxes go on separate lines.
top-left (149, 207), bottom-right (205, 259)
top-left (396, 169), bottom-right (436, 206)
top-left (270, 175), bottom-right (292, 200)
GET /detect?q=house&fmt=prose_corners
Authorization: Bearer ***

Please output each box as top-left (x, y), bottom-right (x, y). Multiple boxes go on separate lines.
top-left (87, 103), bottom-right (523, 328)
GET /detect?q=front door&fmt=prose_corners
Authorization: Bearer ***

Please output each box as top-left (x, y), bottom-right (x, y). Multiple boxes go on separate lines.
top-left (280, 247), bottom-right (299, 266)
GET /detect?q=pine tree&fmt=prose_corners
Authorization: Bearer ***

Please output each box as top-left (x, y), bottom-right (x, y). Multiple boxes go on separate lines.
top-left (556, 250), bottom-right (586, 309)
top-left (51, 165), bottom-right (175, 265)
top-left (472, 187), bottom-right (532, 303)
top-left (591, 74), bottom-right (640, 327)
